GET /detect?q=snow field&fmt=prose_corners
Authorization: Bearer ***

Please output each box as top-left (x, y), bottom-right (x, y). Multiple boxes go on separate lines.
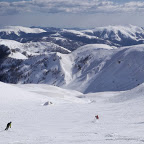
top-left (0, 82), bottom-right (144, 144)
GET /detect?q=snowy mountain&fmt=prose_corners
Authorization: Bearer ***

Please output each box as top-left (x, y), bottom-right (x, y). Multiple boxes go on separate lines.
top-left (65, 44), bottom-right (144, 93)
top-left (1, 42), bottom-right (144, 93)
top-left (83, 25), bottom-right (144, 47)
top-left (0, 26), bottom-right (46, 36)
top-left (1, 25), bottom-right (144, 93)
top-left (0, 26), bottom-right (116, 51)
top-left (1, 25), bottom-right (144, 144)
top-left (1, 25), bottom-right (144, 51)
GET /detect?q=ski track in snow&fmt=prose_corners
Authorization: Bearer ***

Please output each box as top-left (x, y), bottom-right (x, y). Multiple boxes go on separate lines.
top-left (0, 82), bottom-right (144, 144)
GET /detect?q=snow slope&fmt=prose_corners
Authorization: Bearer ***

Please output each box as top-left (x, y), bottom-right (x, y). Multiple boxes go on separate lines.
top-left (1, 43), bottom-right (144, 93)
top-left (0, 39), bottom-right (70, 59)
top-left (22, 41), bottom-right (71, 54)
top-left (0, 39), bottom-right (27, 59)
top-left (65, 44), bottom-right (144, 93)
top-left (110, 83), bottom-right (144, 103)
top-left (0, 82), bottom-right (144, 144)
top-left (0, 39), bottom-right (23, 49)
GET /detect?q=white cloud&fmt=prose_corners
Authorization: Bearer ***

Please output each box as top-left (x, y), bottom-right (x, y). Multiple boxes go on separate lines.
top-left (0, 0), bottom-right (144, 15)
top-left (0, 1), bottom-right (32, 15)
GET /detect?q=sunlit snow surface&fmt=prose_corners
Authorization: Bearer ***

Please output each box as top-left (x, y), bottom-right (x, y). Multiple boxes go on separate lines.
top-left (0, 82), bottom-right (144, 144)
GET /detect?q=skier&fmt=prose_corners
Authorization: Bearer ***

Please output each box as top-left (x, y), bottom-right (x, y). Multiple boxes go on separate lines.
top-left (95, 115), bottom-right (99, 120)
top-left (5, 122), bottom-right (12, 131)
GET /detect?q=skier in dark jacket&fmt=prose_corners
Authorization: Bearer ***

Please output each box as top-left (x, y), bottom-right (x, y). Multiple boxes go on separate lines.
top-left (5, 122), bottom-right (12, 130)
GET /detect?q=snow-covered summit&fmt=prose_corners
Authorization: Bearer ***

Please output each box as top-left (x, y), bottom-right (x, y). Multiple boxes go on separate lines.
top-left (93, 25), bottom-right (144, 40)
top-left (83, 25), bottom-right (144, 47)
top-left (0, 26), bottom-right (46, 35)
top-left (94, 25), bottom-right (143, 34)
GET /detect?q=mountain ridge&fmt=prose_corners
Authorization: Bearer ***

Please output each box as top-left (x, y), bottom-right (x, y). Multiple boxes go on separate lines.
top-left (1, 25), bottom-right (144, 93)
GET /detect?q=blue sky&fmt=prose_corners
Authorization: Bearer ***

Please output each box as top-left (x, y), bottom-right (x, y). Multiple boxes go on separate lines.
top-left (0, 0), bottom-right (144, 28)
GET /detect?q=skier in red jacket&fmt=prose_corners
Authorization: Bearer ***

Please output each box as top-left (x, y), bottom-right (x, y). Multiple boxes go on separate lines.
top-left (95, 115), bottom-right (99, 120)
